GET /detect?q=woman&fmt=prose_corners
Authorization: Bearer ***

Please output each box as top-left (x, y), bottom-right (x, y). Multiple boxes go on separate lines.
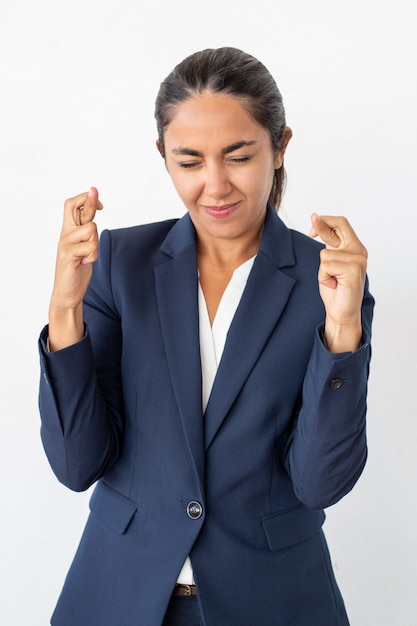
top-left (39, 47), bottom-right (374, 625)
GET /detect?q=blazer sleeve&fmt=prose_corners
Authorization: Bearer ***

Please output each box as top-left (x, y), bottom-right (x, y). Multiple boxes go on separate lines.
top-left (285, 280), bottom-right (375, 510)
top-left (38, 230), bottom-right (124, 492)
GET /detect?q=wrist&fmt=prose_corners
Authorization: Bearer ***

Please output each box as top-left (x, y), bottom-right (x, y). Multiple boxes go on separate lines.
top-left (323, 317), bottom-right (362, 353)
top-left (48, 303), bottom-right (84, 351)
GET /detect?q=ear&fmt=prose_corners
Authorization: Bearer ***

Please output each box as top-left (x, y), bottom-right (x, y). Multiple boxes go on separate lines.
top-left (274, 126), bottom-right (292, 169)
top-left (156, 139), bottom-right (165, 158)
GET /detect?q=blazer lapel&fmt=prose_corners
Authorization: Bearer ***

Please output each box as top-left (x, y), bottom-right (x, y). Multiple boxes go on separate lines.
top-left (153, 215), bottom-right (205, 489)
top-left (204, 207), bottom-right (297, 448)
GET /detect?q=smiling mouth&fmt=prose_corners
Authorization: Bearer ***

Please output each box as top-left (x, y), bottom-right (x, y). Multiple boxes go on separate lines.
top-left (202, 202), bottom-right (240, 218)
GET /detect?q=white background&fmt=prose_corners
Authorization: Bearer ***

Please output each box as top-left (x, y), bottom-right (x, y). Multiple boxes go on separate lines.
top-left (1, 1), bottom-right (416, 624)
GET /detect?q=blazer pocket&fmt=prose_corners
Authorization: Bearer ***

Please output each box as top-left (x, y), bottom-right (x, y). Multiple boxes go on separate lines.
top-left (89, 481), bottom-right (139, 534)
top-left (262, 505), bottom-right (325, 551)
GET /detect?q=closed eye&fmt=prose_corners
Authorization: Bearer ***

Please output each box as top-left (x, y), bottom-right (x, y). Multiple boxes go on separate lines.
top-left (228, 155), bottom-right (251, 163)
top-left (176, 154), bottom-right (252, 168)
top-left (178, 161), bottom-right (201, 169)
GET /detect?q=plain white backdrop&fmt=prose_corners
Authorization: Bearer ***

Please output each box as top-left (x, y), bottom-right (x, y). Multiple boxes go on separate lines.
top-left (1, 1), bottom-right (416, 624)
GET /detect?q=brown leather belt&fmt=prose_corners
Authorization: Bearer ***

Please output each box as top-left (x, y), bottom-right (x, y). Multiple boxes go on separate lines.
top-left (173, 584), bottom-right (197, 597)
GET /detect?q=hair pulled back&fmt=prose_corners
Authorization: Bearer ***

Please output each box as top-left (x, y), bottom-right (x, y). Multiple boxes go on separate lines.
top-left (154, 47), bottom-right (288, 210)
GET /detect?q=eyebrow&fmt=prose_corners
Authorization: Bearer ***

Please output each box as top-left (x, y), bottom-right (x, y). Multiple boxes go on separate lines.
top-left (171, 140), bottom-right (257, 157)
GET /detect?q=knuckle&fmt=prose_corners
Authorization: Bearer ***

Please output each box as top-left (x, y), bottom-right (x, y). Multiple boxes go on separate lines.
top-left (84, 222), bottom-right (98, 237)
top-left (90, 240), bottom-right (99, 253)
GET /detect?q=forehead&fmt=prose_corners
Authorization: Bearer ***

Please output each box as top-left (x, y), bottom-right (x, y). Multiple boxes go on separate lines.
top-left (164, 91), bottom-right (269, 147)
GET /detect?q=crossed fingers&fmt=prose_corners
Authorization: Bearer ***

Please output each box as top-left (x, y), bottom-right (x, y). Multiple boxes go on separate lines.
top-left (310, 213), bottom-right (367, 256)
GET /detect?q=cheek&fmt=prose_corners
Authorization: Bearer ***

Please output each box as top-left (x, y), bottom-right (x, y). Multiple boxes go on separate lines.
top-left (246, 164), bottom-right (275, 197)
top-left (169, 172), bottom-right (198, 204)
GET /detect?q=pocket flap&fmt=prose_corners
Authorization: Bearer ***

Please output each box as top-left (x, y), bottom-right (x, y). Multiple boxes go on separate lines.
top-left (262, 506), bottom-right (325, 551)
top-left (89, 481), bottom-right (139, 534)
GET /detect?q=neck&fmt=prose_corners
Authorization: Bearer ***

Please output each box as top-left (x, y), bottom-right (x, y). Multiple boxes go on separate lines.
top-left (196, 227), bottom-right (263, 272)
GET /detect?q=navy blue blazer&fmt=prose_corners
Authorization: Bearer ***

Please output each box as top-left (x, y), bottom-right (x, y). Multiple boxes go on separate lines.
top-left (38, 205), bottom-right (374, 626)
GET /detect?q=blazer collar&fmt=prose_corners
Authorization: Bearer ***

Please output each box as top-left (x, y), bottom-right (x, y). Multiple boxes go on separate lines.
top-left (159, 211), bottom-right (197, 258)
top-left (259, 202), bottom-right (296, 268)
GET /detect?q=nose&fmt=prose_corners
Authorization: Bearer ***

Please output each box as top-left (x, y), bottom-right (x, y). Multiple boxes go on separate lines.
top-left (204, 163), bottom-right (232, 200)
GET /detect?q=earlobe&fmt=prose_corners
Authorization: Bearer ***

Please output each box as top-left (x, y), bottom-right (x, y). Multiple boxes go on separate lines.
top-left (274, 154), bottom-right (284, 169)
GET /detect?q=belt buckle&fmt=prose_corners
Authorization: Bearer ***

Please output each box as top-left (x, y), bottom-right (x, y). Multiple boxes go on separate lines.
top-left (183, 584), bottom-right (193, 597)
top-left (176, 583), bottom-right (193, 596)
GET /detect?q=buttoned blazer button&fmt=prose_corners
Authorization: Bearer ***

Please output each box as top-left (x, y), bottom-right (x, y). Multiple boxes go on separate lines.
top-left (187, 501), bottom-right (203, 520)
top-left (329, 377), bottom-right (344, 389)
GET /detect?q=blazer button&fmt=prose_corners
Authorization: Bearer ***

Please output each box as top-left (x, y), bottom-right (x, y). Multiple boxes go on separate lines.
top-left (187, 501), bottom-right (203, 520)
top-left (329, 378), bottom-right (344, 389)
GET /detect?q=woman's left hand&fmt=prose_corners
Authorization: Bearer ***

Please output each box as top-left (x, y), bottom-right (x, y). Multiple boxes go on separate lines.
top-left (310, 213), bottom-right (368, 353)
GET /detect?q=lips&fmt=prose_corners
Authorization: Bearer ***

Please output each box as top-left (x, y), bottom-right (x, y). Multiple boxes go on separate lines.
top-left (202, 202), bottom-right (240, 218)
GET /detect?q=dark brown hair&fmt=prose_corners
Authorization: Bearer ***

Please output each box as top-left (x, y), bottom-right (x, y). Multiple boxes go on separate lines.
top-left (154, 47), bottom-right (289, 210)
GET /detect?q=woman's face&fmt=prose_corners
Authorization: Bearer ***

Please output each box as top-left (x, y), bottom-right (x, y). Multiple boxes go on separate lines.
top-left (159, 91), bottom-right (290, 246)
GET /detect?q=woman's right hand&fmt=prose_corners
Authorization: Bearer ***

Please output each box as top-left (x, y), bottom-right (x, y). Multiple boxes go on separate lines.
top-left (48, 187), bottom-right (103, 351)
